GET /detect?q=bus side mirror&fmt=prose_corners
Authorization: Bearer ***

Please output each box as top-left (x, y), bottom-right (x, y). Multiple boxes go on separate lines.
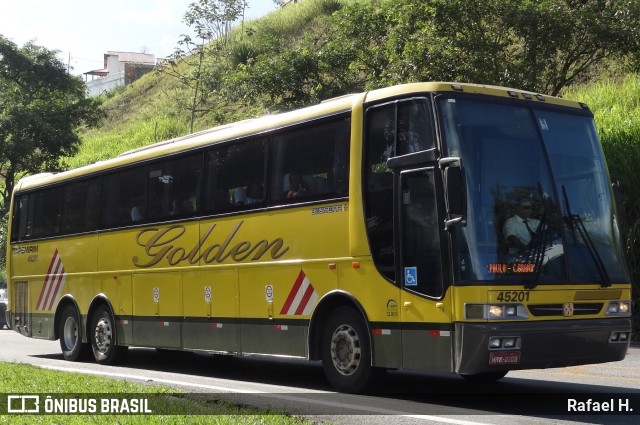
top-left (441, 158), bottom-right (466, 229)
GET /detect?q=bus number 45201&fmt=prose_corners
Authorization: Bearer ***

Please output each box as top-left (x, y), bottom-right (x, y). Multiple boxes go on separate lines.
top-left (496, 291), bottom-right (530, 302)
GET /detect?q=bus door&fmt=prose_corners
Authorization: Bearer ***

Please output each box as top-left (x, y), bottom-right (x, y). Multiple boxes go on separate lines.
top-left (397, 167), bottom-right (453, 371)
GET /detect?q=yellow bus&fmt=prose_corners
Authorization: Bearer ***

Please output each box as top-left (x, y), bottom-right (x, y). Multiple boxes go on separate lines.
top-left (6, 82), bottom-right (632, 393)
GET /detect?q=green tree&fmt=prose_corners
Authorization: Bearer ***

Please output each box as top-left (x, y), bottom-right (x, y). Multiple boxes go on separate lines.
top-left (339, 0), bottom-right (640, 96)
top-left (0, 36), bottom-right (101, 213)
top-left (226, 0), bottom-right (354, 109)
top-left (159, 0), bottom-right (247, 132)
top-left (253, 0), bottom-right (639, 102)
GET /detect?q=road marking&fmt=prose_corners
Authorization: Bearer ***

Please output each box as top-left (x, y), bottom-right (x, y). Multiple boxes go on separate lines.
top-left (39, 364), bottom-right (260, 393)
top-left (38, 364), bottom-right (494, 424)
top-left (516, 368), bottom-right (640, 384)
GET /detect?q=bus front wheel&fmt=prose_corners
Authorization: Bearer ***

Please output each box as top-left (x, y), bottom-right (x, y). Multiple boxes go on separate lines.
top-left (90, 305), bottom-right (127, 364)
top-left (321, 306), bottom-right (374, 393)
top-left (59, 305), bottom-right (88, 361)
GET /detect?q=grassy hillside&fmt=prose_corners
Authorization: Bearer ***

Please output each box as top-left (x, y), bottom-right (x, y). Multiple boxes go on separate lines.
top-left (66, 0), bottom-right (343, 169)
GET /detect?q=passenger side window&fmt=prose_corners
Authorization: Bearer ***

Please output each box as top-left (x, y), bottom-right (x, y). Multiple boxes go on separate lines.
top-left (269, 116), bottom-right (350, 205)
top-left (364, 104), bottom-right (396, 281)
top-left (60, 178), bottom-right (101, 234)
top-left (397, 100), bottom-right (434, 155)
top-left (11, 194), bottom-right (29, 241)
top-left (204, 140), bottom-right (266, 214)
top-left (29, 187), bottom-right (62, 239)
top-left (102, 167), bottom-right (148, 228)
top-left (147, 154), bottom-right (202, 221)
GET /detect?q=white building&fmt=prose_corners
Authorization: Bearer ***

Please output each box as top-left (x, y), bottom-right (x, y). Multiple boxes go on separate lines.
top-left (83, 51), bottom-right (156, 97)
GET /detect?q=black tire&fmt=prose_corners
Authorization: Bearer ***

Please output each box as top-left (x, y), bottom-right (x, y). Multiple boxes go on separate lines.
top-left (0, 305), bottom-right (7, 329)
top-left (90, 305), bottom-right (127, 364)
top-left (461, 371), bottom-right (508, 382)
top-left (58, 305), bottom-right (89, 361)
top-left (321, 306), bottom-right (374, 393)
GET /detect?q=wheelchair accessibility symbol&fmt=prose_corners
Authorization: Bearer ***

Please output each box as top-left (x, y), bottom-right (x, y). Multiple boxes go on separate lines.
top-left (404, 267), bottom-right (418, 287)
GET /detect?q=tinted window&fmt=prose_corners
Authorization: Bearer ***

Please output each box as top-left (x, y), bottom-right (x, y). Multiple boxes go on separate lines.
top-left (148, 154), bottom-right (202, 221)
top-left (397, 100), bottom-right (434, 155)
top-left (401, 169), bottom-right (442, 297)
top-left (364, 104), bottom-right (396, 280)
top-left (30, 187), bottom-right (62, 239)
top-left (204, 140), bottom-right (266, 214)
top-left (11, 115), bottom-right (353, 241)
top-left (102, 167), bottom-right (148, 227)
top-left (269, 117), bottom-right (350, 205)
top-left (60, 178), bottom-right (101, 234)
top-left (363, 98), bottom-right (435, 282)
top-left (11, 194), bottom-right (29, 241)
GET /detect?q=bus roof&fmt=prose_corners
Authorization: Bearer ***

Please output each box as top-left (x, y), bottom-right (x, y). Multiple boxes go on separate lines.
top-left (14, 82), bottom-right (584, 193)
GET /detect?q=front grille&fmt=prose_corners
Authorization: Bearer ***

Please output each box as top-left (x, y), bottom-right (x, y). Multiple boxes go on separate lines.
top-left (528, 303), bottom-right (603, 317)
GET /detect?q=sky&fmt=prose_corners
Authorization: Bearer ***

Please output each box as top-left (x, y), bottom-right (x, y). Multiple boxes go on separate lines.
top-left (0, 0), bottom-right (279, 75)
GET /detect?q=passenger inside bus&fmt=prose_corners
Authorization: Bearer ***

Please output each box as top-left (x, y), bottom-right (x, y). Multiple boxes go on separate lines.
top-left (232, 184), bottom-right (264, 206)
top-left (246, 183), bottom-right (263, 204)
top-left (286, 173), bottom-right (309, 199)
top-left (171, 198), bottom-right (195, 216)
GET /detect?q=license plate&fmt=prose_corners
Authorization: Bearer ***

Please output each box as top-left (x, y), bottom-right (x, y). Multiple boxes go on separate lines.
top-left (489, 351), bottom-right (521, 365)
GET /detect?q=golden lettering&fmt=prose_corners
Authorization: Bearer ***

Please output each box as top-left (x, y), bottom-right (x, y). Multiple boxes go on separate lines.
top-left (167, 247), bottom-right (187, 266)
top-left (186, 224), bottom-right (215, 264)
top-left (132, 221), bottom-right (289, 268)
top-left (201, 222), bottom-right (242, 263)
top-left (133, 226), bottom-right (186, 267)
top-left (249, 239), bottom-right (289, 260)
top-left (230, 241), bottom-right (252, 261)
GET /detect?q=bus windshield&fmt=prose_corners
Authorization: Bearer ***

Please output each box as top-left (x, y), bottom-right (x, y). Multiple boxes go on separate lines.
top-left (438, 97), bottom-right (628, 285)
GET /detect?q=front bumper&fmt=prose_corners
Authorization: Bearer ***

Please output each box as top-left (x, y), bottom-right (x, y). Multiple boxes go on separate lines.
top-left (455, 318), bottom-right (631, 375)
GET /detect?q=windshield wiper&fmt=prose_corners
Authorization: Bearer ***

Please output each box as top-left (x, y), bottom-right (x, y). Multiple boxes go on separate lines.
top-left (561, 186), bottom-right (611, 287)
top-left (524, 212), bottom-right (547, 289)
top-left (523, 183), bottom-right (551, 289)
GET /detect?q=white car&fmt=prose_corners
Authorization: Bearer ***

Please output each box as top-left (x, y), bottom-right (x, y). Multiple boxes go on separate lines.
top-left (0, 288), bottom-right (7, 329)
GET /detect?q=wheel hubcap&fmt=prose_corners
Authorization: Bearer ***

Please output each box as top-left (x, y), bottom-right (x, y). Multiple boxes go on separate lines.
top-left (63, 316), bottom-right (78, 350)
top-left (94, 316), bottom-right (112, 354)
top-left (330, 324), bottom-right (361, 375)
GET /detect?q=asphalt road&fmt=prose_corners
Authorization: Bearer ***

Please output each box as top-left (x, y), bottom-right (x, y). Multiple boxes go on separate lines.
top-left (1, 328), bottom-right (639, 425)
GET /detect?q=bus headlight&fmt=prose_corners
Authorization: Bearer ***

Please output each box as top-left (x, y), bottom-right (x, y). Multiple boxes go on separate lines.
top-left (489, 305), bottom-right (504, 318)
top-left (465, 304), bottom-right (528, 320)
top-left (504, 305), bottom-right (518, 316)
top-left (489, 304), bottom-right (519, 319)
top-left (606, 300), bottom-right (631, 316)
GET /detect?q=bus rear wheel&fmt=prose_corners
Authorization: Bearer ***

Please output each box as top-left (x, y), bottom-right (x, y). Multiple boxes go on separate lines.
top-left (59, 305), bottom-right (88, 361)
top-left (321, 306), bottom-right (374, 393)
top-left (90, 305), bottom-right (127, 364)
